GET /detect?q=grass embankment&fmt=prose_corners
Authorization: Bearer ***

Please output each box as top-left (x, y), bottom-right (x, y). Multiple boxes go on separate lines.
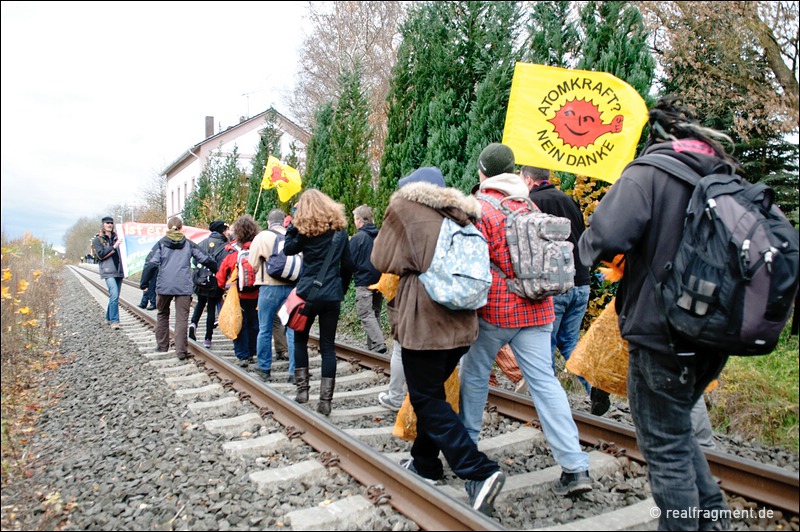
top-left (709, 323), bottom-right (799, 452)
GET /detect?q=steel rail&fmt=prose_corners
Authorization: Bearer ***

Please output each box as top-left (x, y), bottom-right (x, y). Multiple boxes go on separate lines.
top-left (72, 266), bottom-right (505, 531)
top-left (75, 265), bottom-right (800, 515)
top-left (324, 336), bottom-right (800, 515)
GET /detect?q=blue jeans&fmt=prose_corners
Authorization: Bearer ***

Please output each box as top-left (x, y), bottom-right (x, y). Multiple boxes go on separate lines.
top-left (551, 285), bottom-right (591, 394)
top-left (234, 298), bottom-right (258, 361)
top-left (403, 346), bottom-right (499, 481)
top-left (104, 277), bottom-right (123, 324)
top-left (628, 348), bottom-right (729, 531)
top-left (460, 318), bottom-right (589, 473)
top-left (256, 285), bottom-right (293, 371)
top-left (286, 327), bottom-right (295, 375)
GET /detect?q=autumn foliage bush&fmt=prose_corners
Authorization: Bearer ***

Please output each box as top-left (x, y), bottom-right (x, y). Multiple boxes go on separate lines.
top-left (1, 234), bottom-right (64, 486)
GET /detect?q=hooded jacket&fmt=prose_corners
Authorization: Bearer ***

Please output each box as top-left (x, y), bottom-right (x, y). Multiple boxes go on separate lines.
top-left (144, 233), bottom-right (216, 296)
top-left (578, 140), bottom-right (731, 354)
top-left (371, 182), bottom-right (482, 351)
top-left (349, 223), bottom-right (381, 287)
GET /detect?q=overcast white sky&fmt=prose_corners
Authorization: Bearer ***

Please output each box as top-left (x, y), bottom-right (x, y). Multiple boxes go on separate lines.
top-left (1, 1), bottom-right (309, 250)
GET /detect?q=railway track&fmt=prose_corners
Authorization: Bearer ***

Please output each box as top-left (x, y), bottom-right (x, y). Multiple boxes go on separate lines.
top-left (70, 264), bottom-right (799, 530)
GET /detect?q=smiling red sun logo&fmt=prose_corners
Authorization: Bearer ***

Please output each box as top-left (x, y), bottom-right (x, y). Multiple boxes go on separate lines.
top-left (548, 98), bottom-right (624, 148)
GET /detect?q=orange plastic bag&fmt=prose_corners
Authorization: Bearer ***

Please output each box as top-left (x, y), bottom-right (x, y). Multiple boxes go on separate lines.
top-left (392, 368), bottom-right (460, 441)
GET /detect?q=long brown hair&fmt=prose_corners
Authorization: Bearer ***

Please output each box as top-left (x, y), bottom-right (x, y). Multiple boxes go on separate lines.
top-left (292, 189), bottom-right (347, 237)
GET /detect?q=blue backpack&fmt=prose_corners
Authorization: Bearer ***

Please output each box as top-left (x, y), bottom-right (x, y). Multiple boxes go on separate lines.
top-left (419, 218), bottom-right (491, 310)
top-left (266, 229), bottom-right (303, 283)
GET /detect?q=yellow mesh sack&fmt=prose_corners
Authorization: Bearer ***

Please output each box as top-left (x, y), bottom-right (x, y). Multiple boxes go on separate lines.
top-left (218, 270), bottom-right (242, 340)
top-left (392, 368), bottom-right (460, 441)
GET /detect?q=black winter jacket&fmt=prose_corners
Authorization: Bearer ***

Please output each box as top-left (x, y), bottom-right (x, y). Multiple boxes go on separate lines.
top-left (193, 231), bottom-right (229, 298)
top-left (284, 226), bottom-right (354, 302)
top-left (578, 140), bottom-right (730, 355)
top-left (349, 223), bottom-right (381, 287)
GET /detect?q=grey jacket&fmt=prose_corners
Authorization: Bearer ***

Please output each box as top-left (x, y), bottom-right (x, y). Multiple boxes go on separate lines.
top-left (144, 235), bottom-right (216, 296)
top-left (92, 231), bottom-right (125, 280)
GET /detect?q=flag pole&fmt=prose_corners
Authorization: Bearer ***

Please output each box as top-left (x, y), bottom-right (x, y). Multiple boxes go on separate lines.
top-left (253, 187), bottom-right (264, 219)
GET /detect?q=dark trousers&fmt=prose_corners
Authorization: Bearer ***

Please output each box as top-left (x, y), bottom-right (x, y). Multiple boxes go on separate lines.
top-left (293, 300), bottom-right (341, 378)
top-left (191, 294), bottom-right (221, 340)
top-left (403, 346), bottom-right (499, 482)
top-left (628, 348), bottom-right (729, 530)
top-left (140, 275), bottom-right (156, 307)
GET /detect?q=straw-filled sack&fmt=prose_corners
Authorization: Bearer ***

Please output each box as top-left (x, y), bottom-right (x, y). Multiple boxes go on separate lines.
top-left (392, 368), bottom-right (460, 441)
top-left (566, 297), bottom-right (629, 396)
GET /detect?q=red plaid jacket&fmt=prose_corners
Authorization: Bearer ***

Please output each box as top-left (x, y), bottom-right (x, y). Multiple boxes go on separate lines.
top-left (476, 189), bottom-right (555, 328)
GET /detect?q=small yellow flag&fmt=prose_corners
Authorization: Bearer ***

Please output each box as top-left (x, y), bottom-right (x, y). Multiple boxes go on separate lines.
top-left (502, 63), bottom-right (648, 183)
top-left (261, 156), bottom-right (302, 202)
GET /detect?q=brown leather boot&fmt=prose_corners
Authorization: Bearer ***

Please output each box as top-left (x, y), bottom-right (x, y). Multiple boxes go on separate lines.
top-left (317, 377), bottom-right (335, 416)
top-left (294, 367), bottom-right (310, 404)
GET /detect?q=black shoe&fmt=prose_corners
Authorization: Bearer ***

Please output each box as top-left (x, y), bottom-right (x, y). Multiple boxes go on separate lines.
top-left (188, 323), bottom-right (197, 341)
top-left (287, 374), bottom-right (296, 384)
top-left (590, 388), bottom-right (611, 416)
top-left (138, 303), bottom-right (147, 309)
top-left (552, 470), bottom-right (592, 496)
top-left (147, 305), bottom-right (157, 310)
top-left (256, 368), bottom-right (271, 381)
top-left (237, 358), bottom-right (250, 368)
top-left (466, 470), bottom-right (505, 515)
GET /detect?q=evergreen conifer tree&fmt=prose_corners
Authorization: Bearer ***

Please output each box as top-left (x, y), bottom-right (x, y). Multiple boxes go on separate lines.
top-left (304, 101), bottom-right (334, 194)
top-left (326, 64), bottom-right (373, 232)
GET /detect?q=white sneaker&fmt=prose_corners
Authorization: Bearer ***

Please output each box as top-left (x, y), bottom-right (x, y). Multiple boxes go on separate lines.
top-left (378, 391), bottom-right (401, 412)
top-left (515, 378), bottom-right (528, 395)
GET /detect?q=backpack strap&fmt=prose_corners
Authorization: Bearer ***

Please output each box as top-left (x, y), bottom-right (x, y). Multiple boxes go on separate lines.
top-left (627, 153), bottom-right (702, 187)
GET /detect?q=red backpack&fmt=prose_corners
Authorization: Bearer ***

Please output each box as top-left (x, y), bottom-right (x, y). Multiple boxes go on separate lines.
top-left (232, 243), bottom-right (258, 293)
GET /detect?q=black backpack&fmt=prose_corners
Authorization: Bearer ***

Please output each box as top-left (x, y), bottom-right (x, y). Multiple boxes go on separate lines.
top-left (629, 153), bottom-right (799, 356)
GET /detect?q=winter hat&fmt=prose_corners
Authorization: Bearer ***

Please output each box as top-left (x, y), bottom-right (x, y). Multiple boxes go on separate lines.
top-left (478, 143), bottom-right (515, 177)
top-left (101, 216), bottom-right (114, 223)
top-left (209, 220), bottom-right (228, 234)
top-left (398, 167), bottom-right (445, 188)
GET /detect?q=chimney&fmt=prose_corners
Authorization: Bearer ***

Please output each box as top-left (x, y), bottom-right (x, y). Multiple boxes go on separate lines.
top-left (205, 116), bottom-right (214, 138)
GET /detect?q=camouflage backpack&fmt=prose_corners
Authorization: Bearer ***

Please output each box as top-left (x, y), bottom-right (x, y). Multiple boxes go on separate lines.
top-left (478, 194), bottom-right (575, 300)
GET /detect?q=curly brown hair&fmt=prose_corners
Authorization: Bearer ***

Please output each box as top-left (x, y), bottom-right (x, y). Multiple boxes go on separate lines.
top-left (292, 189), bottom-right (347, 237)
top-left (231, 214), bottom-right (260, 243)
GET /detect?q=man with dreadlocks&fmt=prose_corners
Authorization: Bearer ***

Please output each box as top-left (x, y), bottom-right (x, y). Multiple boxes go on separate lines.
top-left (578, 96), bottom-right (735, 531)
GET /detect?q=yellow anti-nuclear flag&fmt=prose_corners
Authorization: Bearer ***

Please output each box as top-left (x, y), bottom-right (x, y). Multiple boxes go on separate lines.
top-left (261, 156), bottom-right (302, 202)
top-left (502, 63), bottom-right (648, 183)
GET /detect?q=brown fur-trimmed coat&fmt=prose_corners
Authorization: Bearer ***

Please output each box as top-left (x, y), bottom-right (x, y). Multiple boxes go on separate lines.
top-left (371, 182), bottom-right (483, 351)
